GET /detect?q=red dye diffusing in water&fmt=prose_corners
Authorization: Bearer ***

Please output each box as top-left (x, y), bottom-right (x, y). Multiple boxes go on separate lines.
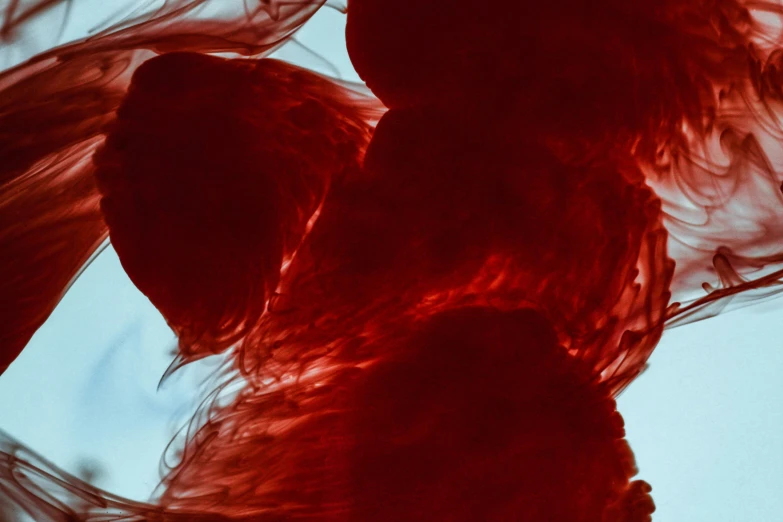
top-left (2, 1), bottom-right (783, 520)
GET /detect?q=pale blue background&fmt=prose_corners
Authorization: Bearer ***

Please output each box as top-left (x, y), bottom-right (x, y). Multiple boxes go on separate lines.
top-left (0, 4), bottom-right (781, 520)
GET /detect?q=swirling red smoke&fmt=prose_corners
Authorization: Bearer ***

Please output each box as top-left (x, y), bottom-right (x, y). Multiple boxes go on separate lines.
top-left (1, 1), bottom-right (783, 520)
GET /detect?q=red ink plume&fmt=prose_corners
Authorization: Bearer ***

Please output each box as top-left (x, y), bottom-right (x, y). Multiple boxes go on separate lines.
top-left (0, 0), bottom-right (782, 520)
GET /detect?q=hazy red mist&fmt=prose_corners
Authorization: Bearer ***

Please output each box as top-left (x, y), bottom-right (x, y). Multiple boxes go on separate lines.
top-left (1, 1), bottom-right (783, 520)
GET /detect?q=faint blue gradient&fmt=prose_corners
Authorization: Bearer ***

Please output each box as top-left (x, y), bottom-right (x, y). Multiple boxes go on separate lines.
top-left (618, 305), bottom-right (783, 521)
top-left (0, 3), bottom-right (781, 520)
top-left (0, 246), bottom-right (216, 500)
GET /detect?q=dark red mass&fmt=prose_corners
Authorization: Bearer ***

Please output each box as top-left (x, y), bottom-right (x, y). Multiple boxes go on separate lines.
top-left (346, 0), bottom-right (754, 157)
top-left (93, 52), bottom-right (373, 356)
top-left (158, 308), bottom-right (655, 521)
